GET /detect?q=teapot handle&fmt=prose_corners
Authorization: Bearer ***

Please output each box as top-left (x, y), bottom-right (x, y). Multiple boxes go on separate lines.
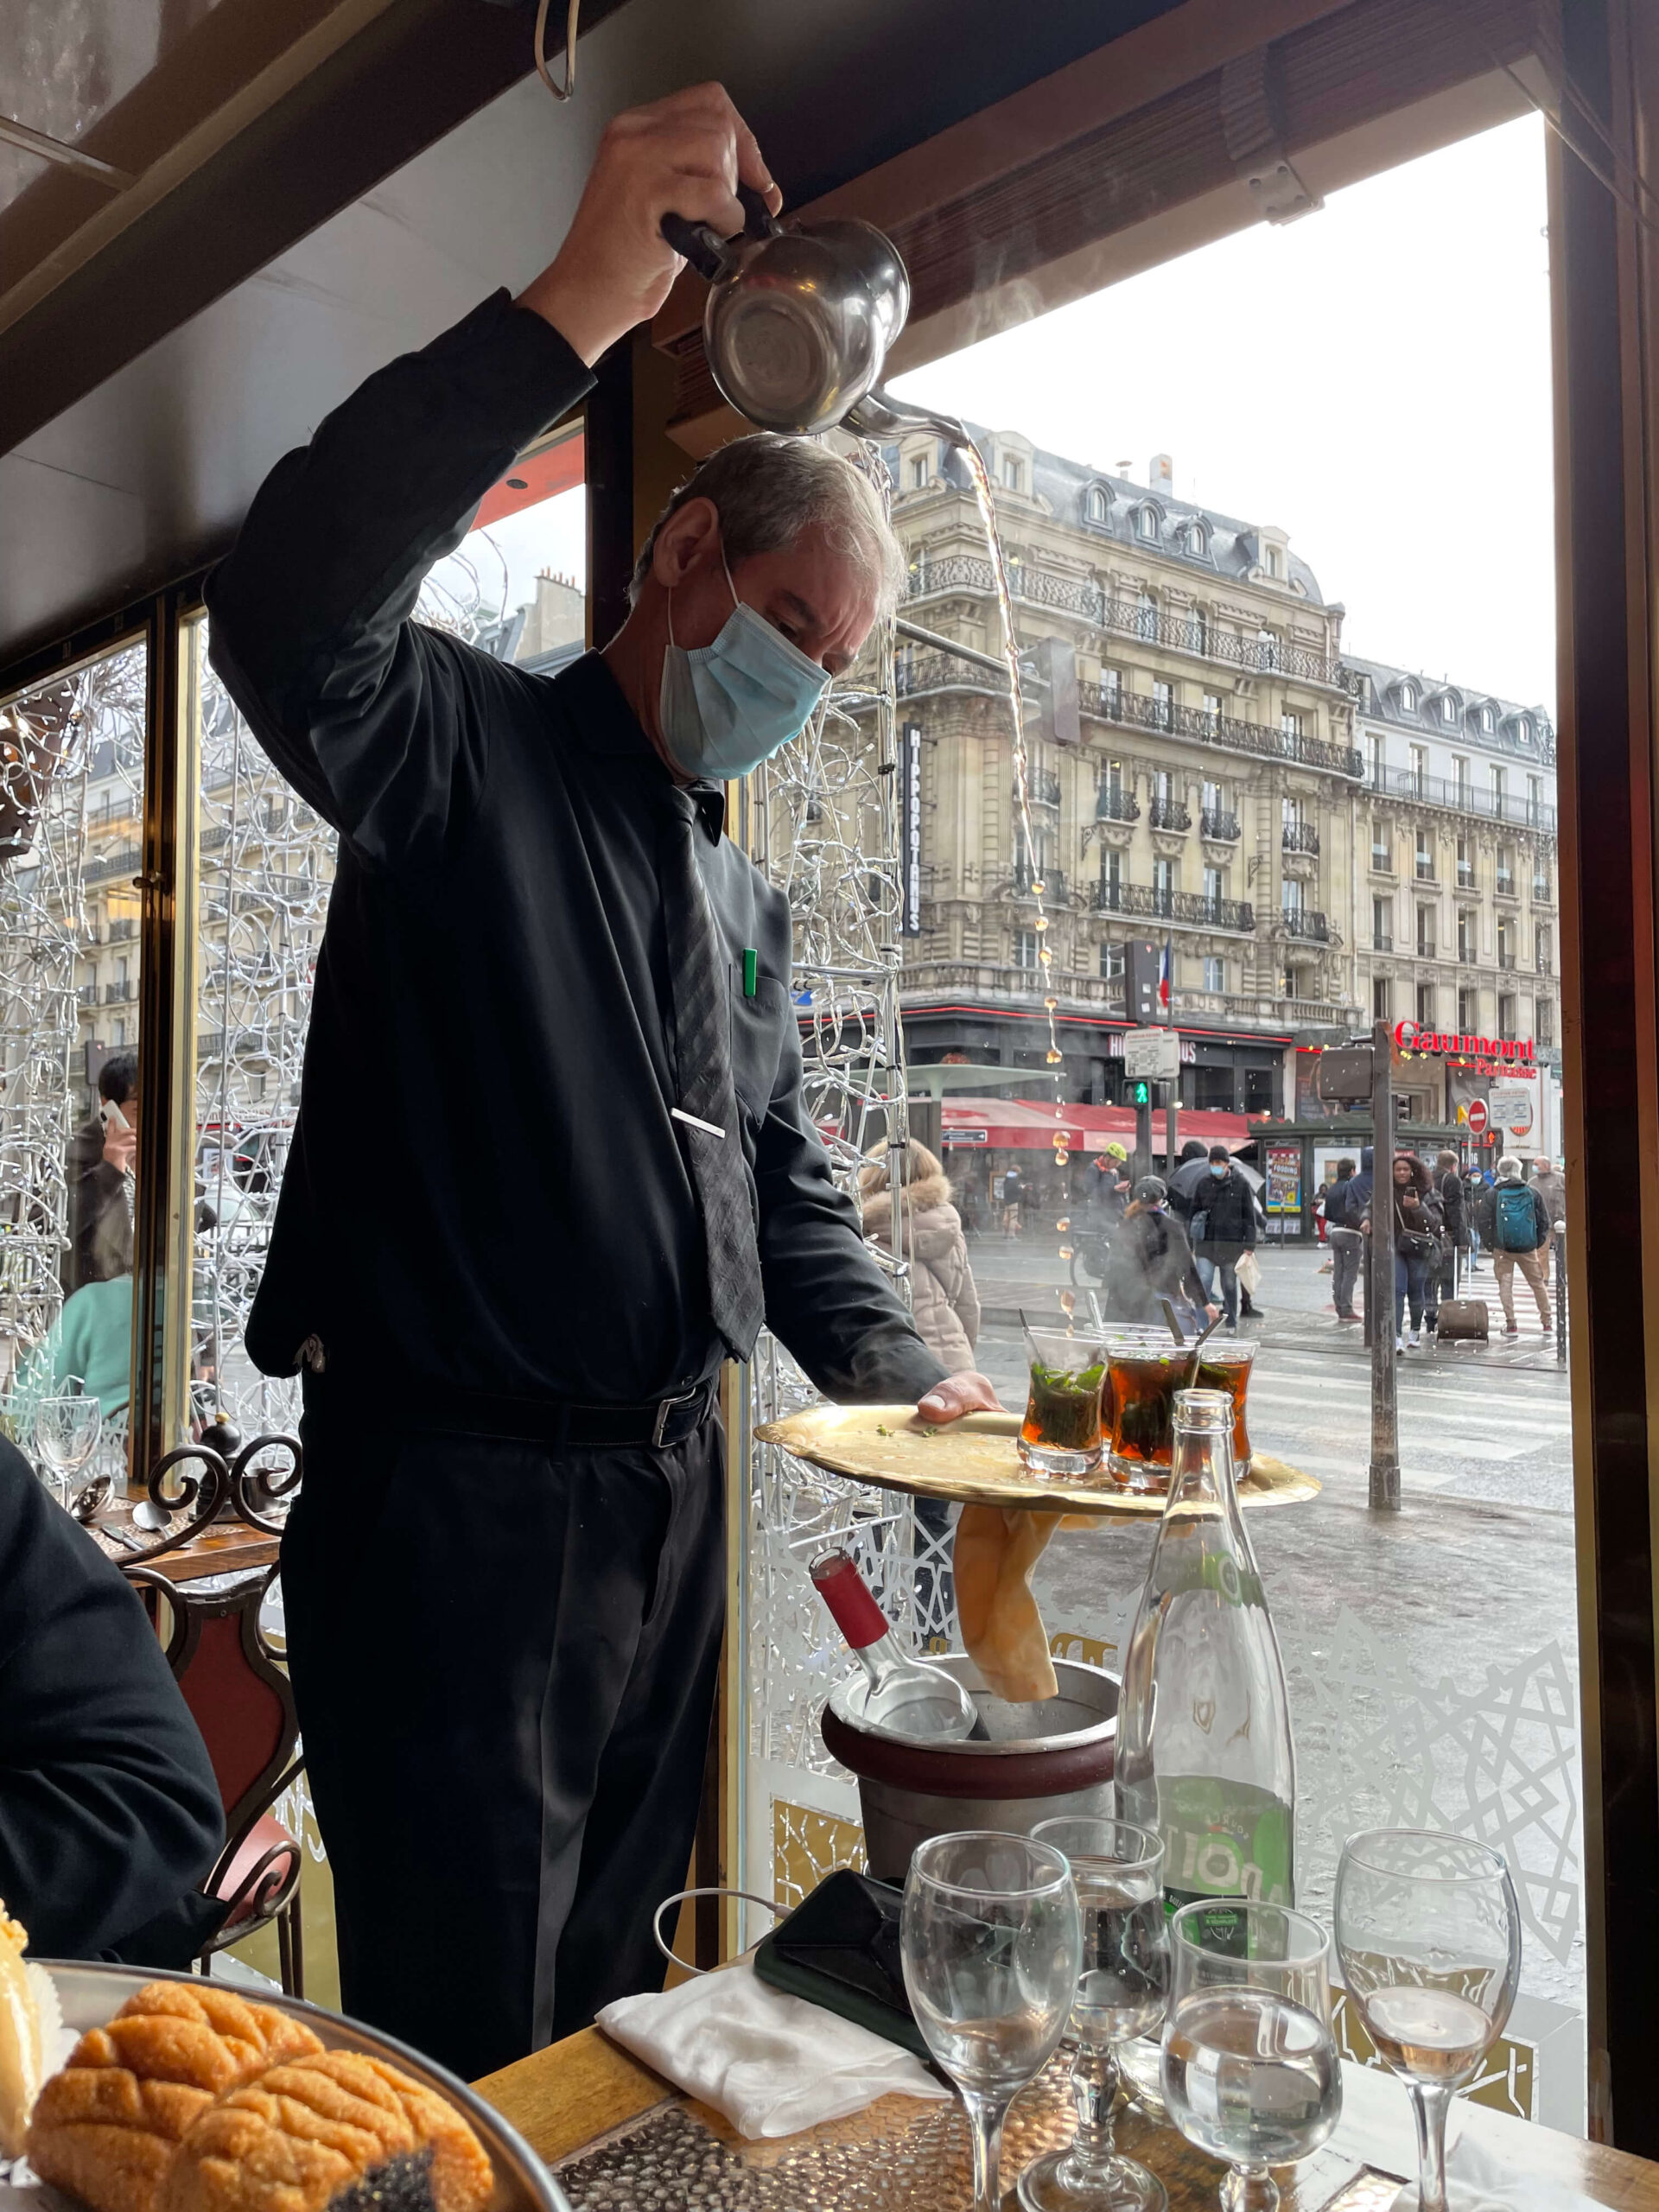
top-left (661, 181), bottom-right (779, 285)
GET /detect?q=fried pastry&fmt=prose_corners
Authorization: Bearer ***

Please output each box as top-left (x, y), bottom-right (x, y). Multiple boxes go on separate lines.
top-left (28, 1981), bottom-right (323, 2212)
top-left (0, 1903), bottom-right (60, 2158)
top-left (159, 2050), bottom-right (493, 2212)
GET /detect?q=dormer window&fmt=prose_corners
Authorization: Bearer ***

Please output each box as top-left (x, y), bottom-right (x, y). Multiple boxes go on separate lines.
top-left (1478, 703), bottom-right (1494, 733)
top-left (1398, 682), bottom-right (1417, 712)
top-left (1136, 505), bottom-right (1158, 541)
top-left (1185, 521), bottom-right (1208, 556)
top-left (1514, 714), bottom-right (1531, 743)
top-left (1001, 454), bottom-right (1024, 493)
top-left (1265, 545), bottom-right (1283, 579)
top-left (1440, 694), bottom-right (1458, 725)
top-left (1085, 485), bottom-right (1109, 524)
top-left (909, 454), bottom-right (928, 491)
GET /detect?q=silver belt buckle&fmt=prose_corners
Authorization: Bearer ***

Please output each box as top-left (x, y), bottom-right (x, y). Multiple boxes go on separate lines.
top-left (652, 1381), bottom-right (701, 1448)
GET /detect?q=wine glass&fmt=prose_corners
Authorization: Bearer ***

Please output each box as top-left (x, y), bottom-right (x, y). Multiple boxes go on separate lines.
top-left (1162, 1901), bottom-right (1341, 2212)
top-left (1334, 1829), bottom-right (1521, 2212)
top-left (34, 1390), bottom-right (103, 1512)
top-left (901, 1830), bottom-right (1084, 2212)
top-left (1020, 1816), bottom-right (1170, 2212)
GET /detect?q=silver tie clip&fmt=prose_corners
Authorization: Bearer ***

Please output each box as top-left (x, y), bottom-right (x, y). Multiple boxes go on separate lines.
top-left (672, 1107), bottom-right (726, 1140)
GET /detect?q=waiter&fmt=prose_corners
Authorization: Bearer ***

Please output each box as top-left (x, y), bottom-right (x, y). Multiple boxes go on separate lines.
top-left (206, 83), bottom-right (995, 2081)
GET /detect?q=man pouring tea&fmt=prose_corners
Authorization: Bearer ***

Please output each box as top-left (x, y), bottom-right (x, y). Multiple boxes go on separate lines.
top-left (207, 83), bottom-right (997, 2081)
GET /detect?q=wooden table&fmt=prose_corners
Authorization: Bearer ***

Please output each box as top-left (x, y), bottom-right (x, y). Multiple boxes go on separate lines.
top-left (476, 2023), bottom-right (1659, 2210)
top-left (88, 1503), bottom-right (279, 1583)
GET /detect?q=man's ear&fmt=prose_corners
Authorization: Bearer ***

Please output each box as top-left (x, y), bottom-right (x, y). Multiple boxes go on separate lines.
top-left (652, 497), bottom-right (721, 588)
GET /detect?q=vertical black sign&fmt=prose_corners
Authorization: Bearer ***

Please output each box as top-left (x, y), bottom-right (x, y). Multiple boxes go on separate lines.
top-left (901, 722), bottom-right (923, 935)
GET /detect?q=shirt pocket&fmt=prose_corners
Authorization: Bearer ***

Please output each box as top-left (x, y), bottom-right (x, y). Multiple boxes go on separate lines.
top-left (728, 965), bottom-right (788, 1134)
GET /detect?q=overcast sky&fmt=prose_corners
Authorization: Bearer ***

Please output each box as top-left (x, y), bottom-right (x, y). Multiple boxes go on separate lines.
top-left (889, 114), bottom-right (1555, 713)
top-left (446, 116), bottom-right (1554, 713)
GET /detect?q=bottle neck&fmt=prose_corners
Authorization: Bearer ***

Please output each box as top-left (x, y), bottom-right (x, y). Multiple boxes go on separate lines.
top-left (1166, 1389), bottom-right (1238, 1513)
top-left (810, 1549), bottom-right (890, 1650)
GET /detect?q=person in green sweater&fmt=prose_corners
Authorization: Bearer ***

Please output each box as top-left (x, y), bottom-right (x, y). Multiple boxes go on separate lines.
top-left (10, 1275), bottom-right (132, 1435)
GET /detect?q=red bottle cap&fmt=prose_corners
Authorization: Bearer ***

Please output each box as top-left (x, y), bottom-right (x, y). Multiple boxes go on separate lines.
top-left (809, 1549), bottom-right (890, 1649)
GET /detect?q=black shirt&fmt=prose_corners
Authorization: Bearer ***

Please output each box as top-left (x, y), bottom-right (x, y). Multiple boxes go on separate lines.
top-left (0, 1438), bottom-right (223, 1957)
top-left (205, 290), bottom-right (944, 1408)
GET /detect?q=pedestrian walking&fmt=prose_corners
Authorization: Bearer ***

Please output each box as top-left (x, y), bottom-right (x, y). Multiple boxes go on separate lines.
top-left (1164, 1139), bottom-right (1209, 1224)
top-left (1189, 1145), bottom-right (1257, 1334)
top-left (1086, 1142), bottom-right (1132, 1225)
top-left (1363, 1152), bottom-right (1441, 1350)
top-left (1464, 1162), bottom-right (1491, 1272)
top-left (1000, 1162), bottom-right (1026, 1241)
top-left (1427, 1147), bottom-right (1468, 1329)
top-left (1476, 1154), bottom-right (1554, 1335)
top-left (861, 1141), bottom-right (982, 1633)
top-left (1324, 1158), bottom-right (1363, 1322)
top-left (1529, 1157), bottom-right (1567, 1229)
top-left (1101, 1177), bottom-right (1216, 1329)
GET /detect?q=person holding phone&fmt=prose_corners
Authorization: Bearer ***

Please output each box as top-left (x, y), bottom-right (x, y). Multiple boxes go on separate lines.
top-left (64, 1052), bottom-right (137, 1294)
top-left (205, 84), bottom-right (998, 2083)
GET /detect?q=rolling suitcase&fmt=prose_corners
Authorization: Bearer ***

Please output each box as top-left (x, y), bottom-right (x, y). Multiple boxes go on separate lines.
top-left (1436, 1298), bottom-right (1489, 1342)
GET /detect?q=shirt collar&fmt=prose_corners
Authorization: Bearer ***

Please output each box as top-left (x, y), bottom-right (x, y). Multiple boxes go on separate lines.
top-left (555, 651), bottom-right (725, 841)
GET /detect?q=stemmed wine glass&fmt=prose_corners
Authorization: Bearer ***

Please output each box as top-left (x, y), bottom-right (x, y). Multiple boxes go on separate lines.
top-left (1334, 1829), bottom-right (1521, 2212)
top-left (1020, 1816), bottom-right (1170, 2212)
top-left (34, 1389), bottom-right (102, 1512)
top-left (1162, 1901), bottom-right (1342, 2212)
top-left (901, 1830), bottom-right (1084, 2212)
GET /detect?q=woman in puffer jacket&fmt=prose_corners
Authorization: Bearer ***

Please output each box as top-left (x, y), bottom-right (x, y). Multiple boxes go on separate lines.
top-left (858, 1140), bottom-right (982, 1370)
top-left (859, 1140), bottom-right (982, 1636)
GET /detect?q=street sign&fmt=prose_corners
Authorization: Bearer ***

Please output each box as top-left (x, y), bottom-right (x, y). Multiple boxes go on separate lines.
top-left (1123, 1027), bottom-right (1180, 1081)
top-left (1465, 1099), bottom-right (1489, 1137)
top-left (1489, 1083), bottom-right (1535, 1138)
top-left (1315, 1043), bottom-right (1374, 1103)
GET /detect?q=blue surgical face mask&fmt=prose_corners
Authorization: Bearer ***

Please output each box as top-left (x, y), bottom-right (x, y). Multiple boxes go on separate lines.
top-left (658, 548), bottom-right (831, 779)
top-left (1210, 1162), bottom-right (1227, 1178)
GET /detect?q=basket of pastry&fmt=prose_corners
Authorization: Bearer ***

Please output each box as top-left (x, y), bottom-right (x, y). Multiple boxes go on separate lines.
top-left (0, 1907), bottom-right (571, 2212)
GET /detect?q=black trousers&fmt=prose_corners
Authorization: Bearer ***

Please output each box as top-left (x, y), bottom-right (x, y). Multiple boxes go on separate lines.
top-left (282, 1395), bottom-right (726, 2083)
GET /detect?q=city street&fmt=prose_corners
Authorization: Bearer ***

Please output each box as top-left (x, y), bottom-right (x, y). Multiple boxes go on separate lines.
top-left (958, 1233), bottom-right (1584, 2044)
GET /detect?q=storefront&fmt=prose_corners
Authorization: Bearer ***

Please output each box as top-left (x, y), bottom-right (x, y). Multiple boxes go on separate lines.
top-left (904, 1001), bottom-right (1290, 1116)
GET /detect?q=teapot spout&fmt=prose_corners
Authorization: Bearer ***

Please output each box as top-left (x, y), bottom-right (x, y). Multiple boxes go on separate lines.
top-left (845, 385), bottom-right (972, 453)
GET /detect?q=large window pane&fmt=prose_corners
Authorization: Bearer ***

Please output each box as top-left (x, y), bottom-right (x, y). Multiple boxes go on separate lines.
top-left (0, 641), bottom-right (147, 1482)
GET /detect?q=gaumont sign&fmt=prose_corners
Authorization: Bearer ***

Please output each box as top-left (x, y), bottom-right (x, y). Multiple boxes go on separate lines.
top-left (1393, 1019), bottom-right (1535, 1067)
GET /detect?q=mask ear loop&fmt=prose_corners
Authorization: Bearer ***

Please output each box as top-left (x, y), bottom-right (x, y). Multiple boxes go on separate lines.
top-left (652, 1887), bottom-right (781, 1974)
top-left (534, 0), bottom-right (579, 101)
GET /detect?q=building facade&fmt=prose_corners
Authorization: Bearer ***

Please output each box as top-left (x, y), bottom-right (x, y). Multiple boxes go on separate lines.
top-left (880, 432), bottom-right (1365, 1116)
top-left (1344, 653), bottom-right (1560, 1145)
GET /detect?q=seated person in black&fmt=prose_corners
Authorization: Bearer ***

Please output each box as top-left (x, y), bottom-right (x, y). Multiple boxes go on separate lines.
top-left (0, 1434), bottom-right (225, 1961)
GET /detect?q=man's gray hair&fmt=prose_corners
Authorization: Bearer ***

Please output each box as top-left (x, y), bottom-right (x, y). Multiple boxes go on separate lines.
top-left (1497, 1153), bottom-right (1522, 1178)
top-left (629, 435), bottom-right (905, 619)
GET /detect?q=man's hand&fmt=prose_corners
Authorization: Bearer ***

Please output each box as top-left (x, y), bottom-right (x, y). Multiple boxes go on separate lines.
top-left (517, 83), bottom-right (779, 365)
top-left (102, 1116), bottom-right (137, 1177)
top-left (916, 1372), bottom-right (1002, 1424)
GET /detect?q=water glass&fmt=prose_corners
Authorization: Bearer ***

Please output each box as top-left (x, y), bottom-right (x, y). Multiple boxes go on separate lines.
top-left (1020, 1817), bottom-right (1169, 2212)
top-left (34, 1389), bottom-right (102, 1511)
top-left (1162, 1901), bottom-right (1341, 2212)
top-left (1334, 1830), bottom-right (1521, 2212)
top-left (902, 1830), bottom-right (1084, 2212)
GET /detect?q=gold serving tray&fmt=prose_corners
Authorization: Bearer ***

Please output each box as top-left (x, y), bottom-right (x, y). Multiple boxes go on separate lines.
top-left (753, 1405), bottom-right (1320, 1518)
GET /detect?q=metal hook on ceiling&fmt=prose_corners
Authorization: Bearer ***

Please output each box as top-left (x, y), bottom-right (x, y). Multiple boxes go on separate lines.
top-left (534, 0), bottom-right (580, 102)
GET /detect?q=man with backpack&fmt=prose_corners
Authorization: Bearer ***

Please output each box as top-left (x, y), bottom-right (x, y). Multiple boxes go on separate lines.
top-left (1476, 1154), bottom-right (1553, 1335)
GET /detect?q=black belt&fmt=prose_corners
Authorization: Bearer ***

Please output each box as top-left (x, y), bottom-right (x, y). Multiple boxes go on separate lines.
top-left (308, 1369), bottom-right (718, 1450)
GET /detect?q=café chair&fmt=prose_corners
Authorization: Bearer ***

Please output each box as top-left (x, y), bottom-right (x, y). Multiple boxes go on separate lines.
top-left (124, 1561), bottom-right (306, 1996)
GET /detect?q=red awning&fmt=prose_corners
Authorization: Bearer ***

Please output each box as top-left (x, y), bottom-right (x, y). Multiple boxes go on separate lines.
top-left (938, 1098), bottom-right (1253, 1153)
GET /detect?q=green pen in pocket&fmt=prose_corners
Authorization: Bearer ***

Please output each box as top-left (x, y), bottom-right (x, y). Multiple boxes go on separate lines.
top-left (742, 949), bottom-right (758, 998)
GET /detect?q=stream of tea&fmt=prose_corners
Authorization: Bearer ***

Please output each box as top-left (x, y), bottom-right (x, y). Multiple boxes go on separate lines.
top-left (961, 441), bottom-right (1078, 1306)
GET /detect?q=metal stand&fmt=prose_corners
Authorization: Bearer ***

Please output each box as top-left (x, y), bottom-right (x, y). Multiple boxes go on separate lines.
top-left (1369, 1017), bottom-right (1399, 1510)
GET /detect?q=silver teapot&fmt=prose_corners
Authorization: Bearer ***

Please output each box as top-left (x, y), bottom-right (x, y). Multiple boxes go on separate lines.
top-left (661, 188), bottom-right (968, 448)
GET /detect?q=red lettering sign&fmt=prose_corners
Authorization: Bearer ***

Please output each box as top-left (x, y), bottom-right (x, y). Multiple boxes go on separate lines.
top-left (1393, 1019), bottom-right (1534, 1065)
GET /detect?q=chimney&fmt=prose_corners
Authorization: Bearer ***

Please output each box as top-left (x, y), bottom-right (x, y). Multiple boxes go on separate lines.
top-left (1150, 454), bottom-right (1173, 493)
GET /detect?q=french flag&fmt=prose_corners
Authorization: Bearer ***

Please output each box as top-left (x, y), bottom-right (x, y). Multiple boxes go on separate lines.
top-left (1159, 938), bottom-right (1173, 1011)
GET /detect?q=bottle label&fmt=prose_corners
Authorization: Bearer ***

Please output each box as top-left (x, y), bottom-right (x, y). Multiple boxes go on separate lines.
top-left (1158, 1774), bottom-right (1294, 1935)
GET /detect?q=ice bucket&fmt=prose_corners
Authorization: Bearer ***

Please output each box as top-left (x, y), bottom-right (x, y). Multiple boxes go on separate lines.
top-left (819, 1653), bottom-right (1119, 1883)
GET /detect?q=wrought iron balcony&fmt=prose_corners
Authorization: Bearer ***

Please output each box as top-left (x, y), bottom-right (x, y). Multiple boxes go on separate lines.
top-left (83, 844), bottom-right (142, 886)
top-left (1495, 874), bottom-right (1517, 898)
top-left (1414, 859), bottom-right (1437, 882)
top-left (1014, 769), bottom-right (1062, 809)
top-left (1090, 879), bottom-right (1255, 932)
top-left (1535, 958), bottom-right (1553, 976)
top-left (1366, 764), bottom-right (1558, 833)
top-left (1416, 940), bottom-right (1437, 961)
top-left (1456, 869), bottom-right (1476, 890)
top-left (1095, 785), bottom-right (1140, 823)
top-left (1458, 946), bottom-right (1478, 964)
top-left (1372, 934), bottom-right (1393, 952)
top-left (1077, 678), bottom-right (1363, 779)
top-left (1148, 798), bottom-right (1192, 832)
top-left (103, 981), bottom-right (134, 1004)
top-left (76, 982), bottom-right (97, 1007)
top-left (1200, 809), bottom-right (1240, 841)
top-left (1370, 849), bottom-right (1395, 874)
top-left (1281, 821), bottom-right (1320, 855)
top-left (908, 552), bottom-right (1349, 689)
top-left (1012, 863), bottom-right (1066, 900)
top-left (1497, 951), bottom-right (1518, 970)
top-left (1280, 910), bottom-right (1331, 943)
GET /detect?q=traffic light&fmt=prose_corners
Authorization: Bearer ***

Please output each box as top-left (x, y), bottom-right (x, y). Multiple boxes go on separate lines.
top-left (1128, 1078), bottom-right (1152, 1107)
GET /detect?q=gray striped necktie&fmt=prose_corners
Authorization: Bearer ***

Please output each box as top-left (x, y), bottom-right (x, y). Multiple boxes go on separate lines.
top-left (661, 787), bottom-right (766, 1362)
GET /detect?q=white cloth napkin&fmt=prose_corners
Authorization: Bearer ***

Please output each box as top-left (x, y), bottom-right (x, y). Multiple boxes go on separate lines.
top-left (1388, 2135), bottom-right (1604, 2211)
top-left (596, 1963), bottom-right (949, 2139)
